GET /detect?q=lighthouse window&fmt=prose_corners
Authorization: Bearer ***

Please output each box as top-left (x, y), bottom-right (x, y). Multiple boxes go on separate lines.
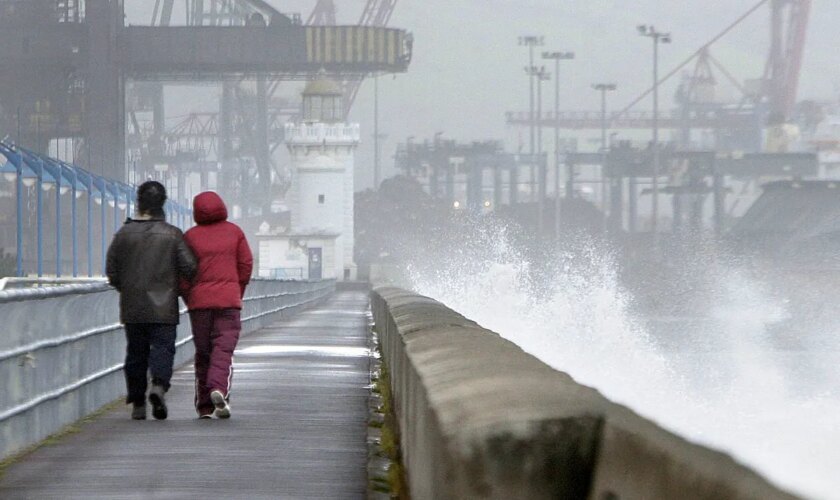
top-left (323, 96), bottom-right (340, 121)
top-left (318, 194), bottom-right (325, 204)
top-left (311, 98), bottom-right (322, 121)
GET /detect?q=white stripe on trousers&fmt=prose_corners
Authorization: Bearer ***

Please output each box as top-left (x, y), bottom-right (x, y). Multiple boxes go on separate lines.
top-left (224, 356), bottom-right (234, 398)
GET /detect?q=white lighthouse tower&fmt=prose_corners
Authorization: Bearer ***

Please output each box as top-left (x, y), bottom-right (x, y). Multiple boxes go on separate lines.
top-left (284, 76), bottom-right (359, 280)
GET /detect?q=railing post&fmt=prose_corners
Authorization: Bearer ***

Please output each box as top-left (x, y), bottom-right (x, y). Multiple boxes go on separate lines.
top-left (36, 166), bottom-right (43, 278)
top-left (87, 175), bottom-right (93, 277)
top-left (71, 168), bottom-right (78, 277)
top-left (15, 156), bottom-right (23, 277)
top-left (100, 179), bottom-right (107, 276)
top-left (55, 164), bottom-right (62, 277)
top-left (125, 187), bottom-right (131, 222)
top-left (112, 182), bottom-right (119, 233)
top-left (128, 187), bottom-right (134, 219)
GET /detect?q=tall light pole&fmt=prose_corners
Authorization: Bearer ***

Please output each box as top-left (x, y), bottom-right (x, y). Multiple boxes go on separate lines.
top-left (592, 83), bottom-right (617, 152)
top-left (373, 73), bottom-right (380, 189)
top-left (542, 50), bottom-right (574, 240)
top-left (638, 25), bottom-right (670, 239)
top-left (528, 65), bottom-right (550, 233)
top-left (519, 35), bottom-right (544, 203)
top-left (592, 83), bottom-right (617, 223)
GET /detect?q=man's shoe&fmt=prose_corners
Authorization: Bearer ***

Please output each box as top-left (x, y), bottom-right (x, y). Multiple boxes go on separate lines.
top-left (148, 385), bottom-right (168, 420)
top-left (198, 414), bottom-right (212, 420)
top-left (210, 390), bottom-right (231, 419)
top-left (131, 404), bottom-right (146, 420)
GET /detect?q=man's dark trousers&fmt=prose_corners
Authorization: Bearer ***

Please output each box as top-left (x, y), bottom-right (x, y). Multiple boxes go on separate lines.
top-left (124, 324), bottom-right (177, 406)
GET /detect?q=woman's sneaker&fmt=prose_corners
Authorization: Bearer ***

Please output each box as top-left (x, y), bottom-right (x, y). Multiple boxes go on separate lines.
top-left (210, 390), bottom-right (231, 419)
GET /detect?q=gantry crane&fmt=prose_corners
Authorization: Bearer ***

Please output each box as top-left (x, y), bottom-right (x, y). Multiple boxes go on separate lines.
top-left (141, 0), bottom-right (402, 161)
top-left (125, 0), bottom-right (406, 214)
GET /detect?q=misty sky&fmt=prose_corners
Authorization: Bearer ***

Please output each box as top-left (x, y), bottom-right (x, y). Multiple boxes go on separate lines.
top-left (124, 1), bottom-right (840, 189)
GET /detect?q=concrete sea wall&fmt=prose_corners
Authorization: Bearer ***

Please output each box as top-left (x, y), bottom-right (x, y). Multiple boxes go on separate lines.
top-left (370, 286), bottom-right (796, 500)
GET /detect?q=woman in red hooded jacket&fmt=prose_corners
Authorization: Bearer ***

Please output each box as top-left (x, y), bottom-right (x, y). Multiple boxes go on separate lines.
top-left (182, 191), bottom-right (253, 419)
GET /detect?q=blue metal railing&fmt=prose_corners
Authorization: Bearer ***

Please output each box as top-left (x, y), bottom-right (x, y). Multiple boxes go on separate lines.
top-left (0, 141), bottom-right (193, 278)
top-left (268, 267), bottom-right (305, 280)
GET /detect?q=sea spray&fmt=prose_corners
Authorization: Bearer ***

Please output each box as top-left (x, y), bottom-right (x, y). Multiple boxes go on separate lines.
top-left (408, 221), bottom-right (840, 499)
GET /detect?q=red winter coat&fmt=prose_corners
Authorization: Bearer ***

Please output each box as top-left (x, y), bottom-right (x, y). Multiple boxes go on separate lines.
top-left (182, 192), bottom-right (253, 310)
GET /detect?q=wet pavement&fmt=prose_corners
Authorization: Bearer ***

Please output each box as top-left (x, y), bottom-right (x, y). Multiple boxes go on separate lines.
top-left (0, 290), bottom-right (372, 500)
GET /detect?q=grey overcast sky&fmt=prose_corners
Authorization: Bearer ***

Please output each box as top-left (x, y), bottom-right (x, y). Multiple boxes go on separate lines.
top-left (124, 1), bottom-right (840, 188)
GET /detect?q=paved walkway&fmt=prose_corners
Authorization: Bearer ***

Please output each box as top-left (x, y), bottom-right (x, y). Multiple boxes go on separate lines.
top-left (0, 290), bottom-right (372, 500)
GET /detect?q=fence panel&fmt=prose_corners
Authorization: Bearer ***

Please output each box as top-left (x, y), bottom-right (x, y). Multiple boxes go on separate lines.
top-left (0, 278), bottom-right (335, 460)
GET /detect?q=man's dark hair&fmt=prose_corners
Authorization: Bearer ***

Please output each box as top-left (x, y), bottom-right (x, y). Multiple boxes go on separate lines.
top-left (137, 181), bottom-right (167, 217)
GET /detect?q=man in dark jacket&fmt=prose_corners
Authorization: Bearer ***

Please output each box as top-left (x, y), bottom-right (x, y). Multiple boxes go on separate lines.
top-left (181, 191), bottom-right (253, 419)
top-left (106, 181), bottom-right (197, 420)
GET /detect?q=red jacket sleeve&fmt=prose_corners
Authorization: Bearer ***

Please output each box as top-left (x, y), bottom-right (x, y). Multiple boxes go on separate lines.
top-left (237, 230), bottom-right (254, 297)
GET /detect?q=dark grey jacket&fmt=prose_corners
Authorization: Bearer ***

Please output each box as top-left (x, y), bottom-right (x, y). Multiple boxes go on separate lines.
top-left (106, 217), bottom-right (197, 325)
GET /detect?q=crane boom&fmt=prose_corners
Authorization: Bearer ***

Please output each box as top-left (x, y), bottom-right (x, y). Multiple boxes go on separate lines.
top-left (772, 0), bottom-right (811, 118)
top-left (306, 0), bottom-right (336, 25)
top-left (359, 0), bottom-right (397, 26)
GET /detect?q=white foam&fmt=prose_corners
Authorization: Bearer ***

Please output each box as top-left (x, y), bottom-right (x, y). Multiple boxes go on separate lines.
top-left (410, 228), bottom-right (840, 500)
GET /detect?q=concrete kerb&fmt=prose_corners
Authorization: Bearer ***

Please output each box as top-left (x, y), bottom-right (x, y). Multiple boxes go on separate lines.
top-left (371, 286), bottom-right (798, 500)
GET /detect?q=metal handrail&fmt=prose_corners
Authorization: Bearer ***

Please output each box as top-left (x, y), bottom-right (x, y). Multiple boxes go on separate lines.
top-left (0, 281), bottom-right (111, 303)
top-left (0, 279), bottom-right (336, 430)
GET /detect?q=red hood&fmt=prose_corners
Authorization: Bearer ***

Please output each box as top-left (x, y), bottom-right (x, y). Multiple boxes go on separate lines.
top-left (193, 191), bottom-right (228, 225)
